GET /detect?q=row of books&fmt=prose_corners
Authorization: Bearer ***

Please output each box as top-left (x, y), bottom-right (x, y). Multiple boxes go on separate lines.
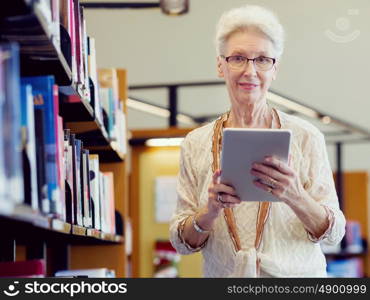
top-left (0, 43), bottom-right (116, 235)
top-left (0, 1), bottom-right (127, 155)
top-left (0, 259), bottom-right (115, 278)
top-left (327, 258), bottom-right (364, 278)
top-left (64, 129), bottom-right (116, 234)
top-left (59, 0), bottom-right (127, 152)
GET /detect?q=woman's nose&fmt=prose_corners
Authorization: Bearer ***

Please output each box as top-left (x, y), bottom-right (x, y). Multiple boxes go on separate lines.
top-left (243, 60), bottom-right (257, 76)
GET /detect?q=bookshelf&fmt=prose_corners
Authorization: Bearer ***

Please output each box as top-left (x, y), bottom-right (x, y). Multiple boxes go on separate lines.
top-left (323, 171), bottom-right (369, 277)
top-left (0, 0), bottom-right (129, 277)
top-left (129, 128), bottom-right (204, 277)
top-left (0, 0), bottom-right (72, 85)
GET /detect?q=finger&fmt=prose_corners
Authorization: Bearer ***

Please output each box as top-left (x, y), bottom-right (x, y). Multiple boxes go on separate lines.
top-left (212, 169), bottom-right (222, 184)
top-left (250, 169), bottom-right (281, 189)
top-left (219, 194), bottom-right (242, 204)
top-left (263, 156), bottom-right (294, 176)
top-left (211, 183), bottom-right (238, 197)
top-left (251, 163), bottom-right (285, 182)
top-left (253, 179), bottom-right (278, 196)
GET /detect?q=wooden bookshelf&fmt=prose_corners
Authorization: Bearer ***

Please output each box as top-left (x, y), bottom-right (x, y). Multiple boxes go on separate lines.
top-left (339, 171), bottom-right (370, 277)
top-left (72, 225), bottom-right (87, 236)
top-left (129, 128), bottom-right (196, 277)
top-left (0, 1), bottom-right (130, 278)
top-left (70, 70), bottom-right (129, 277)
top-left (0, 0), bottom-right (72, 85)
top-left (0, 211), bottom-right (124, 245)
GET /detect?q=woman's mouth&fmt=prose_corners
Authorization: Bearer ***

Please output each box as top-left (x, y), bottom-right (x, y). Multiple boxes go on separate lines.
top-left (239, 82), bottom-right (258, 90)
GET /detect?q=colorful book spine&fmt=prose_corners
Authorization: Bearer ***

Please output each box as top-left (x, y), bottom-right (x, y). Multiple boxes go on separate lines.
top-left (81, 149), bottom-right (92, 227)
top-left (64, 129), bottom-right (74, 224)
top-left (21, 75), bottom-right (60, 217)
top-left (88, 154), bottom-right (101, 230)
top-left (20, 84), bottom-right (39, 211)
top-left (0, 259), bottom-right (46, 278)
top-left (102, 172), bottom-right (116, 235)
top-left (74, 138), bottom-right (83, 226)
top-left (0, 43), bottom-right (24, 211)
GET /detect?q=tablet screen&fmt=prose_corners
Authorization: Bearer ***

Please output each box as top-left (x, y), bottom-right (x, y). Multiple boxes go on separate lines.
top-left (220, 128), bottom-right (292, 202)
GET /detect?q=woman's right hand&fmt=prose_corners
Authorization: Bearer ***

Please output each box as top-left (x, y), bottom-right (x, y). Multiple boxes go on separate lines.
top-left (207, 170), bottom-right (241, 216)
top-left (188, 170), bottom-right (241, 235)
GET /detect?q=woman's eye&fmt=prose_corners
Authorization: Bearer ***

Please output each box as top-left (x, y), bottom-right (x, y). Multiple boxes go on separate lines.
top-left (256, 57), bottom-right (269, 64)
top-left (235, 56), bottom-right (244, 61)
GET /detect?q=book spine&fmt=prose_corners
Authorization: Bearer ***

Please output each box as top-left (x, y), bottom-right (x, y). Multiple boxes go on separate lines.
top-left (20, 84), bottom-right (39, 211)
top-left (88, 155), bottom-right (101, 230)
top-left (1, 43), bottom-right (24, 208)
top-left (74, 138), bottom-right (83, 226)
top-left (64, 129), bottom-right (74, 224)
top-left (57, 116), bottom-right (66, 221)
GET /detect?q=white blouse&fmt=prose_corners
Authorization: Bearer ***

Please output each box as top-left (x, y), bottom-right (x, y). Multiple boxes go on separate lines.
top-left (169, 109), bottom-right (346, 278)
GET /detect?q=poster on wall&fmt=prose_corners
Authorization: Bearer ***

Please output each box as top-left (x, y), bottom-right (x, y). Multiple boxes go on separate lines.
top-left (154, 176), bottom-right (177, 223)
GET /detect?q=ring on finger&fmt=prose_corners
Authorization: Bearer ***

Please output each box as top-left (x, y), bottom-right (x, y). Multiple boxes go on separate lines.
top-left (217, 193), bottom-right (224, 203)
top-left (269, 179), bottom-right (278, 188)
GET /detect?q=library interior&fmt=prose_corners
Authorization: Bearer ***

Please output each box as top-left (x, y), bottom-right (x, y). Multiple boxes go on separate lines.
top-left (0, 0), bottom-right (369, 278)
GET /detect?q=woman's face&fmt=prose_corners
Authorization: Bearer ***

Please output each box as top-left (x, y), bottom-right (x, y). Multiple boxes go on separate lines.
top-left (217, 29), bottom-right (278, 106)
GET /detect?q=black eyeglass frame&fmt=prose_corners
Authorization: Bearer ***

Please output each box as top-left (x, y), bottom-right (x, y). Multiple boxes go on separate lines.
top-left (220, 55), bottom-right (276, 71)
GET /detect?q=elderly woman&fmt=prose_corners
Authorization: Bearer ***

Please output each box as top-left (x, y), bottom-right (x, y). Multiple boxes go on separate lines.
top-left (169, 5), bottom-right (346, 277)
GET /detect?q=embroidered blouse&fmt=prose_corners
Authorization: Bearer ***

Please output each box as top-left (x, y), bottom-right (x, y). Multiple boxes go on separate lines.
top-left (169, 109), bottom-right (346, 277)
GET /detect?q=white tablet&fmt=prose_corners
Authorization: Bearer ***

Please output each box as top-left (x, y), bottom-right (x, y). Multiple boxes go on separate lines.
top-left (220, 128), bottom-right (292, 202)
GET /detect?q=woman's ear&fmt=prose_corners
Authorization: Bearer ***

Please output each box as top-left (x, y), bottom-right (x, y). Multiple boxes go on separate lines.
top-left (217, 56), bottom-right (224, 78)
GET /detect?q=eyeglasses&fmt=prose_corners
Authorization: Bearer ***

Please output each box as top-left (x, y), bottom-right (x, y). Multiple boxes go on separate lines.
top-left (221, 55), bottom-right (276, 71)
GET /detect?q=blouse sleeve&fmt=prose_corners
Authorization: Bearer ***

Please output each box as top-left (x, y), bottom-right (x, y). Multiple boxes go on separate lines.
top-left (169, 136), bottom-right (208, 254)
top-left (302, 131), bottom-right (346, 245)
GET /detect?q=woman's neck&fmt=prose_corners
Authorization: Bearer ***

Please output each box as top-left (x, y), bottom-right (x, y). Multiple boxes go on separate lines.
top-left (226, 101), bottom-right (273, 128)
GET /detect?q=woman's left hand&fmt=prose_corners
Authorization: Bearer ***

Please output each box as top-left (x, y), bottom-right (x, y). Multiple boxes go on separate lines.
top-left (250, 156), bottom-right (305, 205)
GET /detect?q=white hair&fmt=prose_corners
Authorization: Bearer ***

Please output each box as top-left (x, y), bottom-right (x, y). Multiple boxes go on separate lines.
top-left (215, 5), bottom-right (285, 58)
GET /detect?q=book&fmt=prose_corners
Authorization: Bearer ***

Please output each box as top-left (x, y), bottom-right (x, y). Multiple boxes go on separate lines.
top-left (327, 258), bottom-right (364, 278)
top-left (101, 172), bottom-right (115, 235)
top-left (81, 149), bottom-right (92, 227)
top-left (88, 154), bottom-right (101, 230)
top-left (34, 108), bottom-right (49, 213)
top-left (0, 46), bottom-right (5, 213)
top-left (98, 69), bottom-right (119, 140)
top-left (87, 37), bottom-right (103, 125)
top-left (71, 134), bottom-right (83, 226)
top-left (0, 43), bottom-right (24, 213)
top-left (98, 87), bottom-right (113, 136)
top-left (21, 75), bottom-right (61, 217)
top-left (344, 220), bottom-right (363, 253)
top-left (70, 0), bottom-right (78, 83)
top-left (80, 7), bottom-right (90, 101)
top-left (74, 0), bottom-right (83, 85)
top-left (20, 84), bottom-right (39, 211)
top-left (153, 240), bottom-right (180, 278)
top-left (50, 0), bottom-right (60, 49)
top-left (64, 129), bottom-right (74, 224)
top-left (56, 115), bottom-right (66, 221)
top-left (53, 85), bottom-right (64, 219)
top-left (0, 259), bottom-right (46, 278)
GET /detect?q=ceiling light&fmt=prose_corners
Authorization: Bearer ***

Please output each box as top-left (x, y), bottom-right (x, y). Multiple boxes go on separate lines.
top-left (160, 0), bottom-right (189, 15)
top-left (321, 116), bottom-right (331, 124)
top-left (146, 138), bottom-right (184, 147)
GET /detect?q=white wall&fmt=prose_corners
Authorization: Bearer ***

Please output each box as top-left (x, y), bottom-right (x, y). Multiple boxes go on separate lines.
top-left (83, 0), bottom-right (370, 171)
